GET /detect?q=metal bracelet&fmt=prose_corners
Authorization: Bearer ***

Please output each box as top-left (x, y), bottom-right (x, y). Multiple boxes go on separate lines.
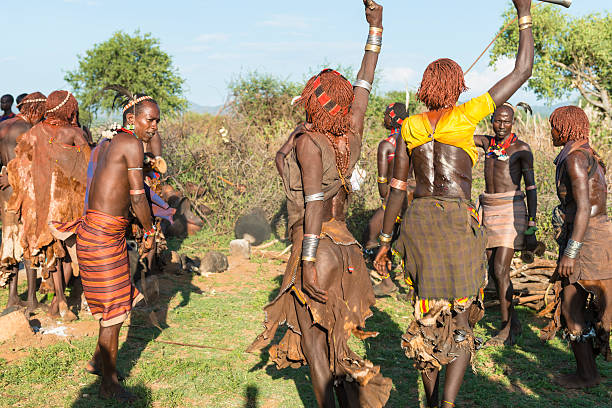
top-left (377, 176), bottom-right (388, 184)
top-left (564, 239), bottom-right (583, 259)
top-left (304, 192), bottom-right (324, 203)
top-left (364, 44), bottom-right (381, 53)
top-left (302, 235), bottom-right (320, 261)
top-left (353, 79), bottom-right (372, 93)
top-left (367, 35), bottom-right (382, 46)
top-left (379, 231), bottom-right (393, 244)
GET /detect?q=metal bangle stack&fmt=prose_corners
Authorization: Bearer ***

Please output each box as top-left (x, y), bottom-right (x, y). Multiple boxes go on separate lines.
top-left (564, 239), bottom-right (583, 259)
top-left (302, 234), bottom-right (319, 263)
top-left (365, 26), bottom-right (382, 54)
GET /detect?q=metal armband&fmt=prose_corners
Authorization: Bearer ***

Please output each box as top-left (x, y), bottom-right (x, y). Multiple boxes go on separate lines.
top-left (304, 192), bottom-right (324, 203)
top-left (389, 178), bottom-right (408, 191)
top-left (354, 79), bottom-right (373, 93)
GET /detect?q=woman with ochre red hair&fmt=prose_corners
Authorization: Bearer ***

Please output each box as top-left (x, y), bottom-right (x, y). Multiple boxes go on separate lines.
top-left (546, 105), bottom-right (611, 389)
top-left (248, 2), bottom-right (392, 407)
top-left (374, 0), bottom-right (534, 406)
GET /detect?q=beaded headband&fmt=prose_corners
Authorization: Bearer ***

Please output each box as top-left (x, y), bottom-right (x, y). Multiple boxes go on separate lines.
top-left (123, 95), bottom-right (154, 113)
top-left (17, 98), bottom-right (47, 107)
top-left (46, 91), bottom-right (72, 114)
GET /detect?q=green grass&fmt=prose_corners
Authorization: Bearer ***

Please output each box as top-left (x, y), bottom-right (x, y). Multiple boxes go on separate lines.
top-left (0, 251), bottom-right (610, 407)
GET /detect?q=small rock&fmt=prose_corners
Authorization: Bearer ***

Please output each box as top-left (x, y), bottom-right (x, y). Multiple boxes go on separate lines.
top-left (230, 239), bottom-right (251, 259)
top-left (234, 208), bottom-right (271, 246)
top-left (0, 307), bottom-right (33, 342)
top-left (200, 251), bottom-right (229, 274)
top-left (163, 250), bottom-right (183, 274)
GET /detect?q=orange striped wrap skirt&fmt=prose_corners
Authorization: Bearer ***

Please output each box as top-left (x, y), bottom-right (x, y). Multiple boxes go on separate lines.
top-left (52, 209), bottom-right (143, 327)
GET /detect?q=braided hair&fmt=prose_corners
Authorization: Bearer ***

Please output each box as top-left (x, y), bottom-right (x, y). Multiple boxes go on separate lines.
top-left (417, 58), bottom-right (468, 111)
top-left (297, 69), bottom-right (354, 175)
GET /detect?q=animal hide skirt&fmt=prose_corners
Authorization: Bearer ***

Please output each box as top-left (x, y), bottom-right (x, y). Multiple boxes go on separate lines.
top-left (247, 220), bottom-right (391, 408)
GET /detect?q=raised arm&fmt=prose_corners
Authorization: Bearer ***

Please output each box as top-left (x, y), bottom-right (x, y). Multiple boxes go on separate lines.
top-left (296, 134), bottom-right (327, 303)
top-left (351, 0), bottom-right (383, 138)
top-left (374, 136), bottom-right (410, 275)
top-left (124, 138), bottom-right (153, 234)
top-left (557, 153), bottom-right (590, 278)
top-left (488, 0), bottom-right (534, 107)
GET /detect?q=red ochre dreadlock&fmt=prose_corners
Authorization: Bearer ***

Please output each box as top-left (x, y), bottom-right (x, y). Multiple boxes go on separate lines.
top-left (549, 106), bottom-right (590, 144)
top-left (417, 58), bottom-right (468, 111)
top-left (44, 90), bottom-right (79, 127)
top-left (551, 105), bottom-right (606, 172)
top-left (18, 92), bottom-right (47, 123)
top-left (298, 69), bottom-right (354, 175)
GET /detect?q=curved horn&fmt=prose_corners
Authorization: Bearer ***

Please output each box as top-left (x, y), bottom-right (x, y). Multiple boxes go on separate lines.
top-left (538, 0), bottom-right (572, 8)
top-left (517, 102), bottom-right (533, 116)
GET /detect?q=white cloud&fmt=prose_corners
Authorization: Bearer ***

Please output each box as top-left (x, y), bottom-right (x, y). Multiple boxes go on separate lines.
top-left (182, 44), bottom-right (213, 53)
top-left (383, 67), bottom-right (418, 88)
top-left (464, 57), bottom-right (515, 97)
top-left (0, 56), bottom-right (16, 62)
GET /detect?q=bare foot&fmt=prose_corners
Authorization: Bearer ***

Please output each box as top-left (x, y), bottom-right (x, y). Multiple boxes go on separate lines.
top-left (85, 360), bottom-right (125, 381)
top-left (59, 301), bottom-right (77, 322)
top-left (485, 326), bottom-right (514, 347)
top-left (373, 278), bottom-right (398, 297)
top-left (47, 298), bottom-right (60, 317)
top-left (99, 382), bottom-right (138, 403)
top-left (555, 373), bottom-right (601, 389)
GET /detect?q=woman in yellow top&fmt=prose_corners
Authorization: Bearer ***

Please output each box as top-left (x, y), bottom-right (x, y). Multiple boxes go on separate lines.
top-left (374, 0), bottom-right (534, 407)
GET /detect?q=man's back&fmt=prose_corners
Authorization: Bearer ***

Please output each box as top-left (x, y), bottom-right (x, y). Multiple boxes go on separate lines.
top-left (0, 118), bottom-right (30, 166)
top-left (89, 132), bottom-right (143, 218)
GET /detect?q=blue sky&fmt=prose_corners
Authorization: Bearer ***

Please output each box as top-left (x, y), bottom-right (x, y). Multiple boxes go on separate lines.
top-left (1, 0), bottom-right (608, 109)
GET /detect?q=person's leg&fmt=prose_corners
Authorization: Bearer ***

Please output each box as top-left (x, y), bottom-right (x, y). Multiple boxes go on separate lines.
top-left (5, 267), bottom-right (21, 308)
top-left (486, 247), bottom-right (519, 346)
top-left (62, 260), bottom-right (73, 289)
top-left (295, 241), bottom-right (341, 407)
top-left (556, 283), bottom-right (601, 388)
top-left (440, 310), bottom-right (471, 406)
top-left (97, 322), bottom-right (137, 402)
top-left (50, 260), bottom-right (75, 320)
top-left (421, 368), bottom-right (440, 408)
top-left (23, 261), bottom-right (40, 313)
top-left (296, 309), bottom-right (335, 407)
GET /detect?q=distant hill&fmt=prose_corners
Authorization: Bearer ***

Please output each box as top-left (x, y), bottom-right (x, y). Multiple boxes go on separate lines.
top-left (188, 101), bottom-right (223, 115)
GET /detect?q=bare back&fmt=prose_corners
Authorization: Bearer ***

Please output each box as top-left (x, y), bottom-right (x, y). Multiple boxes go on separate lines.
top-left (0, 117), bottom-right (30, 167)
top-left (43, 123), bottom-right (89, 148)
top-left (89, 132), bottom-right (144, 218)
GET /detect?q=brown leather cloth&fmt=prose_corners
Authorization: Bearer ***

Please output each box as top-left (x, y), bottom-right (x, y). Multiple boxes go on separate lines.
top-left (479, 190), bottom-right (527, 250)
top-left (556, 215), bottom-right (612, 284)
top-left (248, 221), bottom-right (391, 407)
top-left (0, 186), bottom-right (23, 287)
top-left (401, 295), bottom-right (484, 371)
top-left (282, 131), bottom-right (361, 233)
top-left (7, 123), bottom-right (90, 267)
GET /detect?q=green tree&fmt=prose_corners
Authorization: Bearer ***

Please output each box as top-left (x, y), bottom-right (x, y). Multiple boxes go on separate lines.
top-left (490, 6), bottom-right (612, 118)
top-left (65, 31), bottom-right (187, 121)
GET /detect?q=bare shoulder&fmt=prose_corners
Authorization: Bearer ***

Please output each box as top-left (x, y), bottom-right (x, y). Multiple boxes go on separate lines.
top-left (295, 131), bottom-right (319, 154)
top-left (566, 149), bottom-right (590, 168)
top-left (112, 132), bottom-right (143, 152)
